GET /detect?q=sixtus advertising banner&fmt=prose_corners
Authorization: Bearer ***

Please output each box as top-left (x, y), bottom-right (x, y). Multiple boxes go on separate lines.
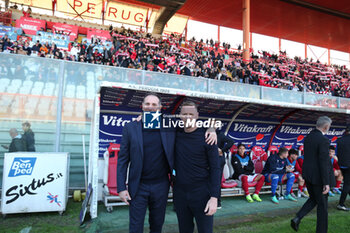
top-left (1, 153), bottom-right (69, 214)
top-left (98, 113), bottom-right (138, 158)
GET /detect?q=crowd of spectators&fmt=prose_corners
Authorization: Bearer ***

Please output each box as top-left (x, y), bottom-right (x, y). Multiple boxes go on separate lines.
top-left (1, 25), bottom-right (349, 98)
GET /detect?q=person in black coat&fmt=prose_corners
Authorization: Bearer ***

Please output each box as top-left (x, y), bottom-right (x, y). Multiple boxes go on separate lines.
top-left (117, 94), bottom-right (175, 233)
top-left (335, 124), bottom-right (350, 211)
top-left (1, 128), bottom-right (26, 152)
top-left (216, 129), bottom-right (234, 208)
top-left (22, 121), bottom-right (35, 152)
top-left (291, 116), bottom-right (335, 233)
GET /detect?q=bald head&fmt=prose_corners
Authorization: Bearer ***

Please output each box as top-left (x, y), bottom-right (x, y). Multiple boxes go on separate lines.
top-left (9, 128), bottom-right (18, 139)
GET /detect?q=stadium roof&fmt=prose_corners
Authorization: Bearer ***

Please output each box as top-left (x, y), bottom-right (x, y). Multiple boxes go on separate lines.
top-left (118, 0), bottom-right (350, 53)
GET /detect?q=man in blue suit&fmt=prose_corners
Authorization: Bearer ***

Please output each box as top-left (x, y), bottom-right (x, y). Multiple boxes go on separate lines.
top-left (117, 93), bottom-right (216, 233)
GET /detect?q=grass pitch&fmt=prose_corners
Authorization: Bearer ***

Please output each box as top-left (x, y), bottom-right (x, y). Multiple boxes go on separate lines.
top-left (0, 196), bottom-right (349, 232)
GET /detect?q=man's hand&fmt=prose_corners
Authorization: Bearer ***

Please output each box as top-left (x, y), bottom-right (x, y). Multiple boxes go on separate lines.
top-left (205, 128), bottom-right (217, 145)
top-left (218, 148), bottom-right (223, 156)
top-left (323, 185), bottom-right (330, 195)
top-left (119, 190), bottom-right (132, 205)
top-left (204, 197), bottom-right (217, 216)
top-left (136, 114), bottom-right (142, 122)
top-left (286, 165), bottom-right (294, 173)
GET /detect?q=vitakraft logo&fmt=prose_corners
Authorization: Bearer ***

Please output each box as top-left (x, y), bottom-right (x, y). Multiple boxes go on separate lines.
top-left (143, 111), bottom-right (161, 129)
top-left (8, 158), bottom-right (37, 177)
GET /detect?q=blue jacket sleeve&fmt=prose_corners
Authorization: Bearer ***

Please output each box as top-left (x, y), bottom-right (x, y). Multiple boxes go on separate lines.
top-left (270, 156), bottom-right (286, 174)
top-left (206, 144), bottom-right (221, 198)
top-left (218, 132), bottom-right (235, 153)
top-left (117, 124), bottom-right (130, 193)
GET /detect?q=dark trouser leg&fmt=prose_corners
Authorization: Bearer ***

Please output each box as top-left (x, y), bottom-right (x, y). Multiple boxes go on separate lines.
top-left (316, 193), bottom-right (328, 233)
top-left (296, 182), bottom-right (318, 219)
top-left (189, 185), bottom-right (213, 233)
top-left (339, 168), bottom-right (350, 206)
top-left (129, 183), bottom-right (149, 233)
top-left (218, 156), bottom-right (225, 205)
top-left (174, 186), bottom-right (195, 233)
top-left (148, 181), bottom-right (170, 233)
top-left (296, 182), bottom-right (328, 233)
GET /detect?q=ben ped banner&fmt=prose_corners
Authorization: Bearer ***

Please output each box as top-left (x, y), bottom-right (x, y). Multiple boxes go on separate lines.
top-left (227, 122), bottom-right (275, 151)
top-left (1, 153), bottom-right (69, 214)
top-left (99, 113), bottom-right (137, 158)
top-left (273, 124), bottom-right (345, 149)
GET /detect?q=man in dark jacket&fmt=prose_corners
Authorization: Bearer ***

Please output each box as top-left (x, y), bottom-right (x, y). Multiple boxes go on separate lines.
top-left (336, 124), bottom-right (350, 211)
top-left (262, 147), bottom-right (297, 204)
top-left (22, 121), bottom-right (35, 152)
top-left (173, 101), bottom-right (220, 233)
top-left (117, 94), bottom-right (175, 233)
top-left (216, 129), bottom-right (234, 208)
top-left (231, 144), bottom-right (265, 203)
top-left (1, 128), bottom-right (26, 152)
top-left (291, 116), bottom-right (335, 233)
top-left (118, 94), bottom-right (217, 233)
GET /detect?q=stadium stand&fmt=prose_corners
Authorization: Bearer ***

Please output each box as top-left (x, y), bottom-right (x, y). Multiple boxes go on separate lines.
top-left (0, 5), bottom-right (349, 197)
top-left (1, 12), bottom-right (349, 99)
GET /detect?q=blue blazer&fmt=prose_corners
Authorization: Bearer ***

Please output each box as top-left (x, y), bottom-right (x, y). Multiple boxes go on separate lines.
top-left (117, 120), bottom-right (175, 198)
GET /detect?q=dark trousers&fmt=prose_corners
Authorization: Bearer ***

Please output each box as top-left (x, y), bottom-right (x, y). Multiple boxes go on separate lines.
top-left (129, 180), bottom-right (170, 233)
top-left (173, 183), bottom-right (213, 233)
top-left (218, 156), bottom-right (225, 204)
top-left (296, 181), bottom-right (328, 233)
top-left (339, 168), bottom-right (350, 206)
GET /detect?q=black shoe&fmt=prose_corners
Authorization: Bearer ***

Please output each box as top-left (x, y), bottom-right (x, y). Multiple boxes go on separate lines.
top-left (291, 217), bottom-right (300, 232)
top-left (337, 205), bottom-right (350, 211)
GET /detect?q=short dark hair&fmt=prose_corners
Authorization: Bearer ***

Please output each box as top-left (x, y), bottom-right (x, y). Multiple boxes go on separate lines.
top-left (278, 147), bottom-right (289, 155)
top-left (143, 93), bottom-right (162, 105)
top-left (289, 148), bottom-right (298, 156)
top-left (22, 121), bottom-right (31, 127)
top-left (329, 146), bottom-right (336, 151)
top-left (180, 100), bottom-right (198, 111)
top-left (237, 144), bottom-right (246, 149)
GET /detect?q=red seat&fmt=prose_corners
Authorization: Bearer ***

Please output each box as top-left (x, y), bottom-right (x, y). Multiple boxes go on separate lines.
top-left (221, 174), bottom-right (238, 188)
top-left (268, 146), bottom-right (279, 156)
top-left (251, 146), bottom-right (268, 174)
top-left (230, 145), bottom-right (238, 155)
top-left (106, 143), bottom-right (120, 196)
